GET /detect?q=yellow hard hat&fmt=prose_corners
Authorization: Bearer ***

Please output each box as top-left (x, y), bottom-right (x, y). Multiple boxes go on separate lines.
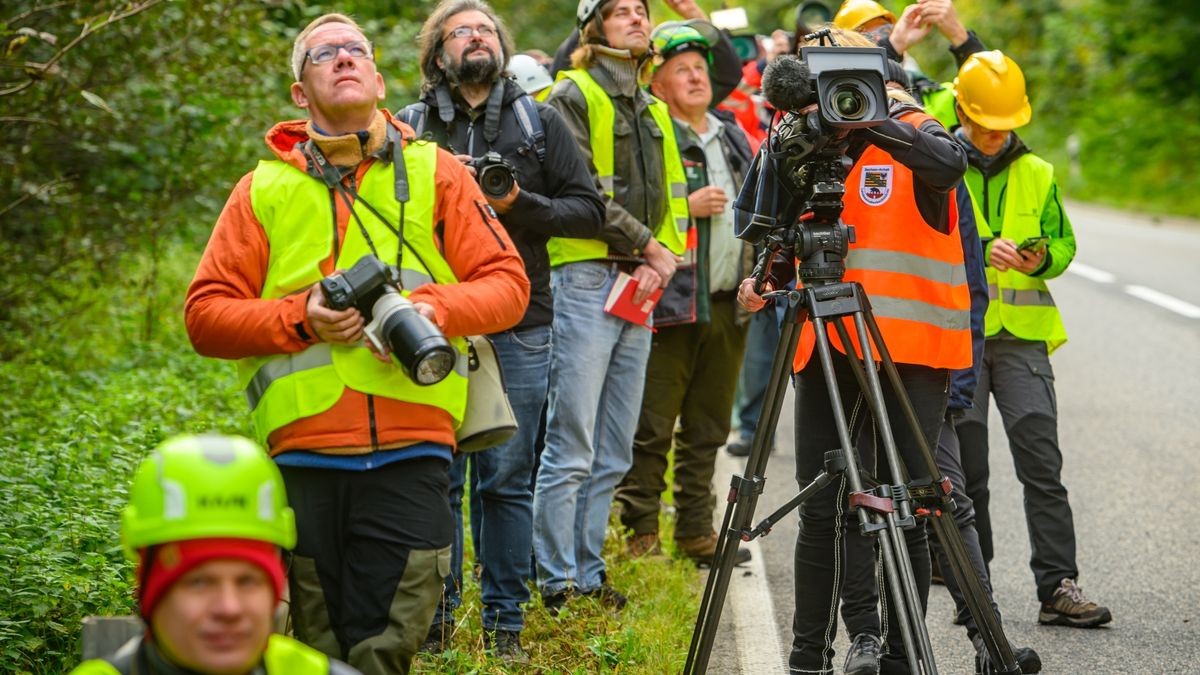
top-left (954, 50), bottom-right (1033, 130)
top-left (833, 0), bottom-right (896, 31)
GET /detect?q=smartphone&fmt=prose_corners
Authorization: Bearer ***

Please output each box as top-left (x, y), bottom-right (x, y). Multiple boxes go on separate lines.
top-left (1017, 236), bottom-right (1049, 253)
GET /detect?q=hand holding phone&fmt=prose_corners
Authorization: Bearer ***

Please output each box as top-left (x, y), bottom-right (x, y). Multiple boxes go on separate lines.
top-left (1017, 236), bottom-right (1049, 253)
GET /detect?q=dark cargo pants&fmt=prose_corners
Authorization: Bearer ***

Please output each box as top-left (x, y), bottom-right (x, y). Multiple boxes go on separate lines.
top-left (615, 297), bottom-right (748, 540)
top-left (281, 457), bottom-right (453, 675)
top-left (955, 337), bottom-right (1079, 603)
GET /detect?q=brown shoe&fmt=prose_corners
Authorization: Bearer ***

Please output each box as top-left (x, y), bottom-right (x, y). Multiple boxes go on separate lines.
top-left (626, 532), bottom-right (662, 557)
top-left (675, 532), bottom-right (751, 566)
top-left (1037, 578), bottom-right (1112, 627)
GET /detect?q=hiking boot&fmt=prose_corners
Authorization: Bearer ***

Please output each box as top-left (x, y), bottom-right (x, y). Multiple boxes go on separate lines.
top-left (626, 531), bottom-right (663, 557)
top-left (582, 582), bottom-right (628, 611)
top-left (676, 532), bottom-right (751, 567)
top-left (541, 588), bottom-right (574, 617)
top-left (1037, 578), bottom-right (1112, 628)
top-left (484, 629), bottom-right (531, 665)
top-left (843, 633), bottom-right (881, 675)
top-left (419, 621), bottom-right (453, 654)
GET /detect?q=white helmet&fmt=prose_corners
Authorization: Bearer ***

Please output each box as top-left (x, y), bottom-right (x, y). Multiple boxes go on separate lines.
top-left (507, 54), bottom-right (553, 96)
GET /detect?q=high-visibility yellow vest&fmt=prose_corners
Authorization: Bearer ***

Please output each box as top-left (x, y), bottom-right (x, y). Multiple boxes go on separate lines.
top-left (71, 634), bottom-right (331, 674)
top-left (238, 140), bottom-right (468, 446)
top-left (965, 153), bottom-right (1068, 352)
top-left (547, 68), bottom-right (691, 266)
top-left (922, 84), bottom-right (959, 130)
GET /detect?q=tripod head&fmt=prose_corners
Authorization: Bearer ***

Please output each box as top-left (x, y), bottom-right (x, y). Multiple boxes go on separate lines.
top-left (749, 109), bottom-right (857, 290)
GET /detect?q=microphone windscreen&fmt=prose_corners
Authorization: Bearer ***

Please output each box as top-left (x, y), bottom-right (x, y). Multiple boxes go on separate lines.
top-left (762, 55), bottom-right (815, 113)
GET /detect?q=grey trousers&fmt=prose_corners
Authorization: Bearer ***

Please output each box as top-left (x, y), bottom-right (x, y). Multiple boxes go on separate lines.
top-left (954, 337), bottom-right (1080, 603)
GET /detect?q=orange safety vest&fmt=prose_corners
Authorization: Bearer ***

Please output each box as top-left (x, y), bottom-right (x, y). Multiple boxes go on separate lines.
top-left (793, 112), bottom-right (972, 373)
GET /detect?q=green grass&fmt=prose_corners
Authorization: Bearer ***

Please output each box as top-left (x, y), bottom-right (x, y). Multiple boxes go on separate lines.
top-left (413, 511), bottom-right (702, 675)
top-left (0, 242), bottom-right (703, 673)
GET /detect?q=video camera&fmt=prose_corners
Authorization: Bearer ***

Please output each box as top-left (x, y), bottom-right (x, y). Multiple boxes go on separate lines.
top-left (733, 34), bottom-right (890, 285)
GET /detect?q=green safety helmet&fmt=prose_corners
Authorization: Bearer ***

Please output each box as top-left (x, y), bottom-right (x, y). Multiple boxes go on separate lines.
top-left (121, 434), bottom-right (296, 558)
top-left (651, 20), bottom-right (718, 70)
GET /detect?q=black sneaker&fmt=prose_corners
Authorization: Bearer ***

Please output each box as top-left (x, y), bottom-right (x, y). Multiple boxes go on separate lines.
top-left (484, 629), bottom-right (531, 665)
top-left (972, 636), bottom-right (1041, 674)
top-left (1037, 578), bottom-right (1112, 628)
top-left (725, 434), bottom-right (753, 457)
top-left (843, 633), bottom-right (881, 675)
top-left (582, 582), bottom-right (627, 611)
top-left (541, 588), bottom-right (574, 617)
top-left (419, 621), bottom-right (453, 654)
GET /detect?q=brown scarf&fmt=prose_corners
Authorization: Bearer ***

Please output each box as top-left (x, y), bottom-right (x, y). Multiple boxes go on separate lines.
top-left (305, 110), bottom-right (388, 167)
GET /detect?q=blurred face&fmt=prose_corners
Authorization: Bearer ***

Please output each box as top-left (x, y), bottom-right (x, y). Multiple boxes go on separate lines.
top-left (437, 9), bottom-right (503, 86)
top-left (958, 109), bottom-right (1013, 157)
top-left (858, 17), bottom-right (894, 45)
top-left (602, 0), bottom-right (650, 56)
top-left (651, 51), bottom-right (712, 116)
top-left (151, 559), bottom-right (275, 675)
top-left (291, 22), bottom-right (385, 125)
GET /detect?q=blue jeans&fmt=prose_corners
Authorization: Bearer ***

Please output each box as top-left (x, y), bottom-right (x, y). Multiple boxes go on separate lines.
top-left (435, 324), bottom-right (552, 632)
top-left (533, 261), bottom-right (652, 595)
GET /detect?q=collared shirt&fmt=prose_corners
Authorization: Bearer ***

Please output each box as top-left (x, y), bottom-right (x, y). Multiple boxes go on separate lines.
top-left (682, 112), bottom-right (740, 293)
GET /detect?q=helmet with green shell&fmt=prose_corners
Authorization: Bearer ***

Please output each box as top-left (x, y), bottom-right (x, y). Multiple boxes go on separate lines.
top-left (650, 21), bottom-right (718, 70)
top-left (121, 434), bottom-right (296, 557)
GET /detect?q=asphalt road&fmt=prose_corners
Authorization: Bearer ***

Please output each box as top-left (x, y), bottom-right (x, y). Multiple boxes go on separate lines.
top-left (702, 202), bottom-right (1200, 674)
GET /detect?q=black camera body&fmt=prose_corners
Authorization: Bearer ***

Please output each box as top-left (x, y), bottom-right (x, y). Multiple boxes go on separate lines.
top-left (471, 151), bottom-right (516, 199)
top-left (319, 255), bottom-right (457, 386)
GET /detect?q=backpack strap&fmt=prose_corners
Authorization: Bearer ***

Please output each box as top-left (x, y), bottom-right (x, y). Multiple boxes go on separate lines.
top-left (511, 94), bottom-right (546, 162)
top-left (396, 101), bottom-right (429, 136)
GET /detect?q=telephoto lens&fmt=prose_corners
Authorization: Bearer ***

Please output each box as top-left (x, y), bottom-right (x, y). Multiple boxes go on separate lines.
top-left (365, 290), bottom-right (457, 385)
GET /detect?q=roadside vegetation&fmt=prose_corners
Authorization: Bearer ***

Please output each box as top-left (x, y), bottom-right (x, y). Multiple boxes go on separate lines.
top-left (1, 0), bottom-right (1195, 671)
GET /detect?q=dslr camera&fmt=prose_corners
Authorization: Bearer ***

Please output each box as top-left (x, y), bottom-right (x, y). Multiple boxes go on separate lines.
top-left (320, 254), bottom-right (457, 385)
top-left (471, 151), bottom-right (517, 199)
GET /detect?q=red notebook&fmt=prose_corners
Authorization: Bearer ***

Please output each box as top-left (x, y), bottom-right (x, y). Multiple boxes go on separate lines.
top-left (604, 272), bottom-right (663, 327)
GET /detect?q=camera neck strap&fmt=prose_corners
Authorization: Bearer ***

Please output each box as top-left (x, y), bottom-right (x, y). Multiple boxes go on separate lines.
top-left (302, 131), bottom-right (433, 288)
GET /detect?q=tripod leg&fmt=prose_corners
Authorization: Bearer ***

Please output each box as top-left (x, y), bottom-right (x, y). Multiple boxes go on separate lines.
top-left (808, 315), bottom-right (925, 675)
top-left (684, 294), bottom-right (806, 675)
top-left (859, 308), bottom-right (1020, 673)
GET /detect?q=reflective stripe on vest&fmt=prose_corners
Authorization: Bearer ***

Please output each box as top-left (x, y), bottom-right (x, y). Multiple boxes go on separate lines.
top-left (966, 153), bottom-right (1067, 352)
top-left (794, 111), bottom-right (972, 372)
top-left (264, 634), bottom-right (331, 673)
top-left (547, 69), bottom-right (691, 266)
top-left (239, 140), bottom-right (468, 446)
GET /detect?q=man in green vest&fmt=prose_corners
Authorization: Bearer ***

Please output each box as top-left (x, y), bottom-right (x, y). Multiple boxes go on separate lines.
top-left (72, 435), bottom-right (359, 675)
top-left (184, 13), bottom-right (529, 674)
top-left (951, 50), bottom-right (1112, 628)
top-left (530, 0), bottom-right (691, 614)
top-left (614, 21), bottom-right (756, 566)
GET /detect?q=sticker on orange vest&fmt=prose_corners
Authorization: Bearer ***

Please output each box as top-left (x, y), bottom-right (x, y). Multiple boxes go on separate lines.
top-left (860, 165), bottom-right (892, 206)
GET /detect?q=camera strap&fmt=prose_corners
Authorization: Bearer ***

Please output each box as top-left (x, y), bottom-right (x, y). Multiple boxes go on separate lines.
top-left (303, 134), bottom-right (434, 288)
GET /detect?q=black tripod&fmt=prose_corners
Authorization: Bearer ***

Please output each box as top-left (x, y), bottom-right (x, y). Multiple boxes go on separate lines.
top-left (683, 217), bottom-right (1021, 674)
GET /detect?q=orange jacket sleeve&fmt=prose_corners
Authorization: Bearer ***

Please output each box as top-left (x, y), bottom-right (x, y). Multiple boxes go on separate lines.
top-left (407, 148), bottom-right (530, 337)
top-left (184, 173), bottom-right (315, 360)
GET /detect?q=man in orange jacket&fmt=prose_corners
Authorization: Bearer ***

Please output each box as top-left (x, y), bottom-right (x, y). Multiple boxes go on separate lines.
top-left (184, 13), bottom-right (529, 675)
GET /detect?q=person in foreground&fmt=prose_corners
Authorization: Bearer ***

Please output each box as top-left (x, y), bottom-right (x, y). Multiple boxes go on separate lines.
top-left (72, 434), bottom-right (359, 675)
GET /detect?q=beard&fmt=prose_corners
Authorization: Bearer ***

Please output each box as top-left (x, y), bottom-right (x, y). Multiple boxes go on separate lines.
top-left (444, 42), bottom-right (502, 86)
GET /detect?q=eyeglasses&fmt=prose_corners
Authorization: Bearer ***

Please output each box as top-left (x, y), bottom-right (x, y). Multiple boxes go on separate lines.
top-left (444, 25), bottom-right (497, 41)
top-left (305, 40), bottom-right (374, 68)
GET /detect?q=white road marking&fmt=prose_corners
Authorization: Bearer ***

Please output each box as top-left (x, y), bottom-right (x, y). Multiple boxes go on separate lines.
top-left (715, 451), bottom-right (788, 674)
top-left (1123, 285), bottom-right (1200, 319)
top-left (1066, 262), bottom-right (1116, 283)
